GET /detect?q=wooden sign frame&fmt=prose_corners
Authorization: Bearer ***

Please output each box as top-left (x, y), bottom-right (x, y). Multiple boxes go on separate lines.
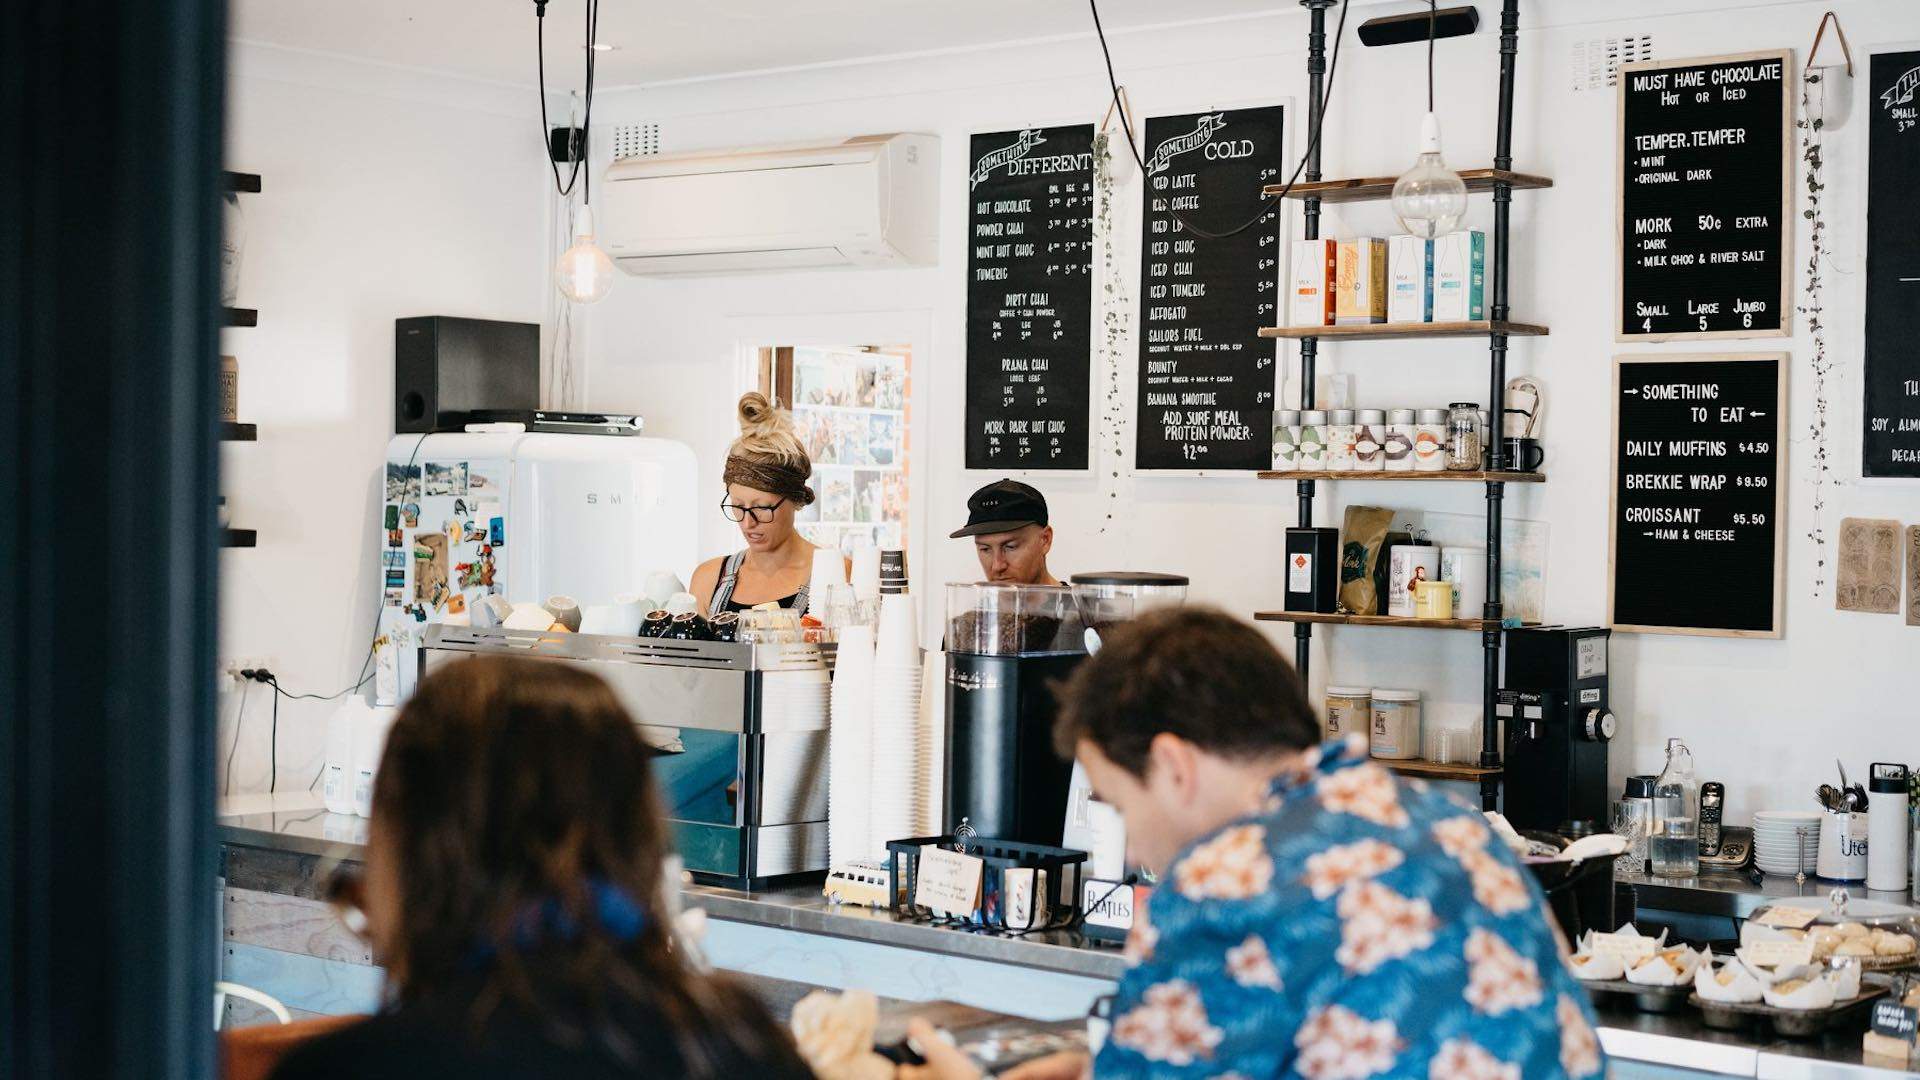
top-left (1614, 49), bottom-right (1795, 343)
top-left (1608, 352), bottom-right (1788, 638)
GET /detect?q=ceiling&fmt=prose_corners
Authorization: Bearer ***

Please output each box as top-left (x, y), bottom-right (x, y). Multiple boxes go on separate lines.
top-left (231, 0), bottom-right (1295, 89)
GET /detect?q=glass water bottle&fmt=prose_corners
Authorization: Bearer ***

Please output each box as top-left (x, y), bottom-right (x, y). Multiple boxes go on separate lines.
top-left (1651, 738), bottom-right (1700, 877)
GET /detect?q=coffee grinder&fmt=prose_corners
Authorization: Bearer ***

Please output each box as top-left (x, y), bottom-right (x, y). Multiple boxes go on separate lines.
top-left (944, 584), bottom-right (1086, 846)
top-left (1497, 626), bottom-right (1615, 836)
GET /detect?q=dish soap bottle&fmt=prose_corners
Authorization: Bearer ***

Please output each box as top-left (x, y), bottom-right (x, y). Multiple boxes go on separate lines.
top-left (1651, 738), bottom-right (1700, 877)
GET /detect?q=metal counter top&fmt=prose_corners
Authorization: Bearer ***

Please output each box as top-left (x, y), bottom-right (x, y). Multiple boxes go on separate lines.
top-left (1593, 1000), bottom-right (1919, 1079)
top-left (1617, 865), bottom-right (1916, 921)
top-left (216, 794), bottom-right (1127, 982)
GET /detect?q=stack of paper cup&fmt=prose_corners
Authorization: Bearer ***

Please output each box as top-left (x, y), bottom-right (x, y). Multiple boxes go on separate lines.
top-left (867, 596), bottom-right (924, 856)
top-left (1440, 547), bottom-right (1487, 618)
top-left (851, 544), bottom-right (882, 602)
top-left (828, 624), bottom-right (876, 867)
top-left (918, 648), bottom-right (946, 835)
top-left (808, 547), bottom-right (847, 622)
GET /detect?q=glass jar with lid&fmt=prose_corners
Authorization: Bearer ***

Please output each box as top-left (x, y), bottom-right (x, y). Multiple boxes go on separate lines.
top-left (1446, 402), bottom-right (1483, 471)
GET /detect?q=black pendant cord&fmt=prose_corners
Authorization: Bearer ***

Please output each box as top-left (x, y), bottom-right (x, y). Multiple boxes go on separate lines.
top-left (1088, 0), bottom-right (1351, 240)
top-left (534, 0), bottom-right (600, 203)
top-left (1427, 0), bottom-right (1437, 113)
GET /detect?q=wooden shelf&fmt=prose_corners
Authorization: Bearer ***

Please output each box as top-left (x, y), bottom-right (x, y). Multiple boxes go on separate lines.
top-left (220, 422), bottom-right (257, 441)
top-left (223, 307), bottom-right (257, 327)
top-left (1258, 469), bottom-right (1543, 483)
top-left (223, 171), bottom-right (262, 194)
top-left (1266, 168), bottom-right (1552, 202)
top-left (1260, 319), bottom-right (1547, 341)
top-left (1253, 611), bottom-right (1523, 631)
top-left (220, 528), bottom-right (257, 548)
top-left (1383, 759), bottom-right (1503, 782)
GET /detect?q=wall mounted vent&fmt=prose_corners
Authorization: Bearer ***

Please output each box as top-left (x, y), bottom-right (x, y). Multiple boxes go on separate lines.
top-left (612, 122), bottom-right (661, 159)
top-left (1570, 35), bottom-right (1655, 92)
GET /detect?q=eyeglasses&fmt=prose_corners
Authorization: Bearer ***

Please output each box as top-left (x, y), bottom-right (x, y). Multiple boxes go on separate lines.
top-left (721, 498), bottom-right (786, 523)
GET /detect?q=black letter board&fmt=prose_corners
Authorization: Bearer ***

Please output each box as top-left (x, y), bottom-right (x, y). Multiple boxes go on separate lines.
top-left (964, 126), bottom-right (1095, 470)
top-left (1616, 51), bottom-right (1792, 342)
top-left (1864, 50), bottom-right (1920, 478)
top-left (1609, 353), bottom-right (1786, 638)
top-left (1134, 105), bottom-right (1284, 471)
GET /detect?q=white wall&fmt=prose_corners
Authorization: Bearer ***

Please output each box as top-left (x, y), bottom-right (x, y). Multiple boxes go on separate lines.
top-left (582, 0), bottom-right (1920, 821)
top-left (216, 43), bottom-right (551, 795)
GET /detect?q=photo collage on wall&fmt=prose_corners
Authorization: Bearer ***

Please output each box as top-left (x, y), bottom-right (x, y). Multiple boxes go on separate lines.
top-left (791, 347), bottom-right (909, 556)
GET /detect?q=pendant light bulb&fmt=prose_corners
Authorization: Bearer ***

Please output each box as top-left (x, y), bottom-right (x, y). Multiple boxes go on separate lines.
top-left (556, 205), bottom-right (614, 304)
top-left (1390, 112), bottom-right (1467, 240)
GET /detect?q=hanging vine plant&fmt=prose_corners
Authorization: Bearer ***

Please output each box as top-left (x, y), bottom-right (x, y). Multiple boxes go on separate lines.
top-left (1797, 74), bottom-right (1832, 593)
top-left (1093, 122), bottom-right (1133, 533)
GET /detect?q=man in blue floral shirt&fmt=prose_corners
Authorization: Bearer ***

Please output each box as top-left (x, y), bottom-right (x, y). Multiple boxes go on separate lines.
top-left (906, 608), bottom-right (1602, 1080)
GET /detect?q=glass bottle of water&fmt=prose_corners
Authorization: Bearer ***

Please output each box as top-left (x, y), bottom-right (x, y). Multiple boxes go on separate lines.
top-left (1651, 738), bottom-right (1700, 877)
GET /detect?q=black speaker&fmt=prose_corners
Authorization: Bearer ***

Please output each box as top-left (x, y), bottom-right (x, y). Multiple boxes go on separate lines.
top-left (1358, 5), bottom-right (1479, 47)
top-left (394, 316), bottom-right (539, 433)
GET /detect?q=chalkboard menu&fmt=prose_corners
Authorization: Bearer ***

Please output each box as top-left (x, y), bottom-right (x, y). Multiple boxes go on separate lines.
top-left (1134, 105), bottom-right (1285, 471)
top-left (1863, 49), bottom-right (1920, 478)
top-left (1617, 51), bottom-right (1792, 342)
top-left (964, 125), bottom-right (1095, 471)
top-left (1610, 353), bottom-right (1786, 638)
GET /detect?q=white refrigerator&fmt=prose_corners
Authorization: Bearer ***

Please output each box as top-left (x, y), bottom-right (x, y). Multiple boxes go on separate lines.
top-left (377, 431), bottom-right (699, 703)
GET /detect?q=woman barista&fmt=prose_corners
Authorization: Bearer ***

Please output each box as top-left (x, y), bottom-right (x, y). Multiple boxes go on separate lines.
top-left (690, 393), bottom-right (840, 616)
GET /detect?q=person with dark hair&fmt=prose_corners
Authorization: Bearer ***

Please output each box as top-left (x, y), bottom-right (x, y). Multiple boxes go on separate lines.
top-left (903, 608), bottom-right (1604, 1080)
top-left (269, 657), bottom-right (813, 1080)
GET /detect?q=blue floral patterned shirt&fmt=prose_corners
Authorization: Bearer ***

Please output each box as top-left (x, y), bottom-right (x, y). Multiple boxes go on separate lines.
top-left (1094, 735), bottom-right (1605, 1080)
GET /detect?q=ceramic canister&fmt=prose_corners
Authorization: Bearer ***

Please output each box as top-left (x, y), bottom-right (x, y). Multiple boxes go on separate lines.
top-left (1354, 409), bottom-right (1386, 471)
top-left (1414, 408), bottom-right (1448, 472)
top-left (1384, 408), bottom-right (1416, 472)
top-left (1297, 411), bottom-right (1329, 470)
top-left (1326, 409), bottom-right (1357, 471)
top-left (1272, 410), bottom-right (1302, 471)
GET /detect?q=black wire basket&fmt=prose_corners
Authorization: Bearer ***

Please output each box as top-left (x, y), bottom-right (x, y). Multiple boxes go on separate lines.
top-left (884, 833), bottom-right (1088, 935)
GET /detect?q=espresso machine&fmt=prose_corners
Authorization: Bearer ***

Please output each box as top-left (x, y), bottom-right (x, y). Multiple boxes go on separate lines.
top-left (423, 624), bottom-right (829, 888)
top-left (1497, 626), bottom-right (1615, 835)
top-left (944, 584), bottom-right (1086, 846)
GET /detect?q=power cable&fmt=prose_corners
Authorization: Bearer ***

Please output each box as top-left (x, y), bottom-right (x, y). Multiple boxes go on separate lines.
top-left (1087, 0), bottom-right (1351, 239)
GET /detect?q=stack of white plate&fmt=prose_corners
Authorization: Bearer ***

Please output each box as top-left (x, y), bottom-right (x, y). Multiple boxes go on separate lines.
top-left (828, 625), bottom-right (875, 868)
top-left (868, 594), bottom-right (926, 858)
top-left (1752, 810), bottom-right (1823, 875)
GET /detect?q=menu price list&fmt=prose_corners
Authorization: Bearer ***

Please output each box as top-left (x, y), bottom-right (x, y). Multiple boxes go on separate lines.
top-left (1864, 50), bottom-right (1920, 477)
top-left (964, 125), bottom-right (1095, 471)
top-left (1134, 105), bottom-right (1285, 471)
top-left (1618, 52), bottom-right (1789, 339)
top-left (1611, 354), bottom-right (1785, 636)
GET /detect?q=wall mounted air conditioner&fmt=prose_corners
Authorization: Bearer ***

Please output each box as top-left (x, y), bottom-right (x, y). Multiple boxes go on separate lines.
top-left (602, 133), bottom-right (939, 276)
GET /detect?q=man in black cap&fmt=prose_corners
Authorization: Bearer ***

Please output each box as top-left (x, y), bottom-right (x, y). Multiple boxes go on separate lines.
top-left (949, 479), bottom-right (1059, 586)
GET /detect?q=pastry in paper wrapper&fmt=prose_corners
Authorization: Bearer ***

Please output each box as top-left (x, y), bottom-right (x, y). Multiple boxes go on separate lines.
top-left (1826, 959), bottom-right (1863, 1000)
top-left (1740, 922), bottom-right (1807, 950)
top-left (1625, 945), bottom-right (1701, 986)
top-left (1567, 951), bottom-right (1625, 981)
top-left (1692, 958), bottom-right (1764, 1003)
top-left (1761, 968), bottom-right (1837, 1011)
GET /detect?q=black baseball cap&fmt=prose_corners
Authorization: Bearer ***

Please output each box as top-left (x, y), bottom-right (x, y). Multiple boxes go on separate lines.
top-left (950, 479), bottom-right (1049, 539)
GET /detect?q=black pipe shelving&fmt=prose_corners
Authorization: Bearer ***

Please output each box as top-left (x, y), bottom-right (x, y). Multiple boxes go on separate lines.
top-left (1277, 0), bottom-right (1543, 803)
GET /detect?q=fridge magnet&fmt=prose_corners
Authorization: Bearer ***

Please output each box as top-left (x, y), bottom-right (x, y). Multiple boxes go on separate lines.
top-left (1835, 517), bottom-right (1900, 613)
top-left (428, 581), bottom-right (448, 610)
top-left (423, 461), bottom-right (469, 497)
top-left (384, 504), bottom-right (400, 530)
top-left (386, 528), bottom-right (403, 548)
top-left (464, 520), bottom-right (489, 543)
top-left (489, 516), bottom-right (505, 546)
top-left (446, 593), bottom-right (467, 615)
top-left (401, 503), bottom-right (420, 528)
top-left (413, 533), bottom-right (448, 604)
top-left (383, 588), bottom-right (406, 608)
top-left (445, 520), bottom-right (462, 550)
top-left (385, 462), bottom-right (422, 502)
top-left (1906, 525), bottom-right (1920, 626)
top-left (385, 571), bottom-right (405, 591)
top-left (456, 560), bottom-right (482, 589)
top-left (467, 461), bottom-right (505, 494)
top-left (381, 549), bottom-right (405, 570)
top-left (453, 498), bottom-right (468, 517)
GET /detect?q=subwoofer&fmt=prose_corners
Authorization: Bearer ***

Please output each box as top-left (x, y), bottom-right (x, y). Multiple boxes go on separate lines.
top-left (394, 316), bottom-right (539, 434)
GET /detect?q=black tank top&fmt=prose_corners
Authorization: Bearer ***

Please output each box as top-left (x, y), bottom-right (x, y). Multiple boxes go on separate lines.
top-left (707, 550), bottom-right (810, 614)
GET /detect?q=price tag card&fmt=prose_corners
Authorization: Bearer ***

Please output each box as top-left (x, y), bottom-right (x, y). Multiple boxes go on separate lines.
top-left (915, 845), bottom-right (984, 918)
top-left (1872, 999), bottom-right (1920, 1043)
top-left (1743, 939), bottom-right (1815, 968)
top-left (1754, 906), bottom-right (1821, 929)
top-left (1589, 932), bottom-right (1659, 962)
